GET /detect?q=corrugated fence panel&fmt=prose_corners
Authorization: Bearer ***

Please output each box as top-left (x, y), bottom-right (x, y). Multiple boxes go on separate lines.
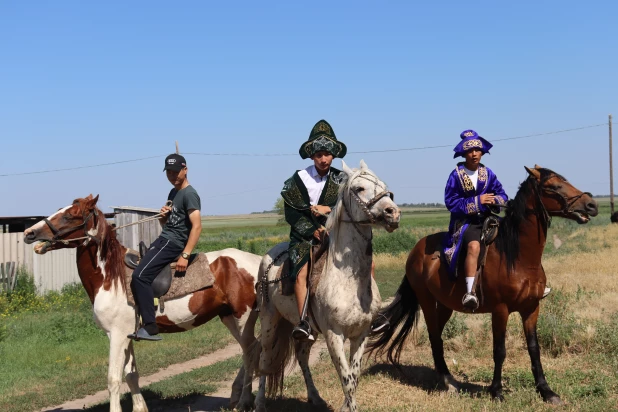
top-left (1, 233), bottom-right (80, 294)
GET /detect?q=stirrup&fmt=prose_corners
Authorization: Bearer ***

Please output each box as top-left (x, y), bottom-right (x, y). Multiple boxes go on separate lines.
top-left (292, 320), bottom-right (314, 341)
top-left (462, 293), bottom-right (479, 310)
top-left (370, 313), bottom-right (390, 334)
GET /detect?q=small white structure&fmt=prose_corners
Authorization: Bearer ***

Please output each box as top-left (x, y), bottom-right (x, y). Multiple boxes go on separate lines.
top-left (113, 206), bottom-right (162, 251)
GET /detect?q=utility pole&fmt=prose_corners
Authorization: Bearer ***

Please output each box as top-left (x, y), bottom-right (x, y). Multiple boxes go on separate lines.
top-left (610, 114), bottom-right (614, 215)
top-left (175, 141), bottom-right (180, 154)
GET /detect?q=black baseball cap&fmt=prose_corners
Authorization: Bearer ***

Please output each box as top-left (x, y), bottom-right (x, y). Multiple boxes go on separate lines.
top-left (163, 154), bottom-right (187, 172)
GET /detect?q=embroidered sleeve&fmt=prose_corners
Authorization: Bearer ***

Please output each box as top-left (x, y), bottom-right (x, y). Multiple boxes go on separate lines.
top-left (445, 172), bottom-right (478, 216)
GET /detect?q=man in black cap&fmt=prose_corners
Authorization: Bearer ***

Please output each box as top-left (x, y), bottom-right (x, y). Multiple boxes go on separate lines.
top-left (128, 154), bottom-right (202, 341)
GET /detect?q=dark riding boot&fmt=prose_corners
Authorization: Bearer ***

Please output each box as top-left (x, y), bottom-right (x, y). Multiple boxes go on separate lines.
top-left (292, 320), bottom-right (315, 341)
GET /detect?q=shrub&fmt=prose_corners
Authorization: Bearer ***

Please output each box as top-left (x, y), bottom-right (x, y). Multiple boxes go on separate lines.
top-left (537, 289), bottom-right (580, 357)
top-left (443, 313), bottom-right (468, 340)
top-left (373, 230), bottom-right (417, 255)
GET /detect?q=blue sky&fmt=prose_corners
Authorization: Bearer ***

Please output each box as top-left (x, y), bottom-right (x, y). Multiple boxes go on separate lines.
top-left (1, 1), bottom-right (616, 216)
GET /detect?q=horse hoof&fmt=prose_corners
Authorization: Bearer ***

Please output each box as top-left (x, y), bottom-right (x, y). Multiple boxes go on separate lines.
top-left (544, 394), bottom-right (563, 405)
top-left (235, 400), bottom-right (254, 411)
top-left (490, 392), bottom-right (505, 402)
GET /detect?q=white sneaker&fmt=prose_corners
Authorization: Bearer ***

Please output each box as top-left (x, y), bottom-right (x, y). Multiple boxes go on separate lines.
top-left (462, 293), bottom-right (479, 310)
top-left (542, 287), bottom-right (551, 299)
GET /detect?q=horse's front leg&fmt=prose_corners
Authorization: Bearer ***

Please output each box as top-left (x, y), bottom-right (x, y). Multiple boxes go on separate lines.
top-left (108, 331), bottom-right (138, 412)
top-left (520, 306), bottom-right (563, 404)
top-left (324, 330), bottom-right (358, 412)
top-left (123, 340), bottom-right (148, 412)
top-left (348, 335), bottom-right (368, 399)
top-left (489, 305), bottom-right (509, 401)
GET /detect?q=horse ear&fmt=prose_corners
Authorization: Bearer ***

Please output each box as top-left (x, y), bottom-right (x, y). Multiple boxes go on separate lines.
top-left (534, 164), bottom-right (542, 170)
top-left (341, 160), bottom-right (353, 175)
top-left (360, 159), bottom-right (368, 171)
top-left (85, 194), bottom-right (93, 200)
top-left (86, 194), bottom-right (100, 209)
top-left (525, 166), bottom-right (541, 179)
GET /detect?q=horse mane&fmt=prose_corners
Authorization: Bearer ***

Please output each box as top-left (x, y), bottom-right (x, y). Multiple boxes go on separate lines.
top-left (495, 168), bottom-right (562, 273)
top-left (97, 211), bottom-right (127, 292)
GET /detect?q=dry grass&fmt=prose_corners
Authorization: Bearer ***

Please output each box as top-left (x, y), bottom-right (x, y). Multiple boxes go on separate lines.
top-left (263, 222), bottom-right (618, 411)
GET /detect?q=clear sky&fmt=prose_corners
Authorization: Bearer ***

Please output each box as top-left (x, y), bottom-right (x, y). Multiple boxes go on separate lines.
top-left (1, 1), bottom-right (616, 216)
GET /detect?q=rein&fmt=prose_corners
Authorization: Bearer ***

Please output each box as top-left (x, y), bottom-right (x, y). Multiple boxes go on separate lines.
top-left (43, 201), bottom-right (172, 247)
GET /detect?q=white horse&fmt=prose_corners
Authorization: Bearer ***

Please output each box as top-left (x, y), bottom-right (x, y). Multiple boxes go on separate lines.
top-left (24, 195), bottom-right (261, 412)
top-left (251, 160), bottom-right (401, 412)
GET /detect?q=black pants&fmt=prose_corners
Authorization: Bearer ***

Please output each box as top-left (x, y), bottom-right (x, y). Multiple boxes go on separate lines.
top-left (131, 237), bottom-right (183, 327)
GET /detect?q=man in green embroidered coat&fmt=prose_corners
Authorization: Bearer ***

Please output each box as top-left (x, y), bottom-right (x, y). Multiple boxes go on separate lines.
top-left (282, 119), bottom-right (347, 340)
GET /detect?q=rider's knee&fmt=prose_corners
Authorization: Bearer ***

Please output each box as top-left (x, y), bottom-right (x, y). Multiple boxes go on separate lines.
top-left (467, 241), bottom-right (481, 255)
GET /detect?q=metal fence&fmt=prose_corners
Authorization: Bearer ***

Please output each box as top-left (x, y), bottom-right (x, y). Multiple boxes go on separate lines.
top-left (0, 232), bottom-right (80, 294)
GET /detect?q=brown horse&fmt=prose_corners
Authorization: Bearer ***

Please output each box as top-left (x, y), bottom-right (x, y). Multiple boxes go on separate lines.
top-left (367, 165), bottom-right (598, 404)
top-left (23, 195), bottom-right (262, 412)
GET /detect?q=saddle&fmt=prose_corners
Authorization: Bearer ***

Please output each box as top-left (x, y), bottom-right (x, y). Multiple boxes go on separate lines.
top-left (280, 240), bottom-right (329, 296)
top-left (124, 241), bottom-right (214, 311)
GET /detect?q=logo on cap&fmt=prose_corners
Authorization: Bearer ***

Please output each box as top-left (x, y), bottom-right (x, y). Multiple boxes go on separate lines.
top-left (167, 159), bottom-right (176, 165)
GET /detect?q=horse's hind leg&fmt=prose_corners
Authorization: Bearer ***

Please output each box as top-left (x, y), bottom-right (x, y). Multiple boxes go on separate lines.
top-left (294, 338), bottom-right (326, 407)
top-left (220, 312), bottom-right (259, 410)
top-left (520, 306), bottom-right (562, 405)
top-left (123, 340), bottom-right (148, 412)
top-left (489, 305), bottom-right (509, 401)
top-left (417, 291), bottom-right (457, 392)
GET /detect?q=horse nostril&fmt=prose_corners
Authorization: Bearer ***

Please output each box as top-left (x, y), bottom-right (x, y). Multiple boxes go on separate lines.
top-left (385, 207), bottom-right (395, 215)
top-left (586, 202), bottom-right (598, 212)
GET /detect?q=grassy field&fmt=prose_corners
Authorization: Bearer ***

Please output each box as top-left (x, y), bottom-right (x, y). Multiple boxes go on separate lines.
top-left (1, 200), bottom-right (615, 411)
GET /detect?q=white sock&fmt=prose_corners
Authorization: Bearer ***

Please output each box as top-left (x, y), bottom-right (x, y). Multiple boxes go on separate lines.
top-left (465, 277), bottom-right (475, 294)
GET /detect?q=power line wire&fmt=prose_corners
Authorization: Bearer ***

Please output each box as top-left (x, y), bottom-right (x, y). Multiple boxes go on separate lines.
top-left (0, 122), bottom-right (607, 177)
top-left (0, 155), bottom-right (164, 177)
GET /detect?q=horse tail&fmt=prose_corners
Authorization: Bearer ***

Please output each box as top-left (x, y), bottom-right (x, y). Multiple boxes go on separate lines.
top-left (366, 276), bottom-right (420, 367)
top-left (262, 317), bottom-right (295, 398)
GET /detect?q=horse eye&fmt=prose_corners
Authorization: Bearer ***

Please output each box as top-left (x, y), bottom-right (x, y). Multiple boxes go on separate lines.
top-left (355, 187), bottom-right (364, 193)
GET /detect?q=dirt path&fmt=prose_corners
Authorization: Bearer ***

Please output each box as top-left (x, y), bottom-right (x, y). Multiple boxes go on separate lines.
top-left (42, 343), bottom-right (244, 411)
top-left (42, 340), bottom-right (329, 412)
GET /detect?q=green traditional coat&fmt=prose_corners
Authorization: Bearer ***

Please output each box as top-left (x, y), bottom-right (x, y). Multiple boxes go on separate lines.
top-left (282, 167), bottom-right (346, 280)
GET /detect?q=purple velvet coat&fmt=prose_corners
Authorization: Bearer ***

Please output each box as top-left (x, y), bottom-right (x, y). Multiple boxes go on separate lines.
top-left (443, 163), bottom-right (508, 278)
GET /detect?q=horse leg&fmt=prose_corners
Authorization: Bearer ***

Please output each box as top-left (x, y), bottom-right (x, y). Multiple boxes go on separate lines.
top-left (520, 306), bottom-right (562, 405)
top-left (123, 340), bottom-right (148, 412)
top-left (108, 332), bottom-right (135, 412)
top-left (324, 329), bottom-right (358, 412)
top-left (221, 312), bottom-right (259, 410)
top-left (348, 336), bottom-right (368, 402)
top-left (255, 375), bottom-right (267, 412)
top-left (488, 305), bottom-right (509, 401)
top-left (255, 307), bottom-right (283, 412)
top-left (294, 338), bottom-right (326, 406)
top-left (417, 290), bottom-right (456, 392)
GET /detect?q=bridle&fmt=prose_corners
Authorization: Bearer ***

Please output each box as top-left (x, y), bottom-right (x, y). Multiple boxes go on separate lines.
top-left (43, 208), bottom-right (100, 247)
top-left (528, 174), bottom-right (592, 231)
top-left (341, 172), bottom-right (394, 242)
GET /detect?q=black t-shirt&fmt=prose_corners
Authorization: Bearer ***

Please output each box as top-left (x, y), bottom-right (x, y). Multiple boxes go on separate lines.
top-left (160, 185), bottom-right (201, 248)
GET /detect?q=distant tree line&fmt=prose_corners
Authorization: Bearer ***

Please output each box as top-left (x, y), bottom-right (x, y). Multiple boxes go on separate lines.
top-left (397, 202), bottom-right (446, 208)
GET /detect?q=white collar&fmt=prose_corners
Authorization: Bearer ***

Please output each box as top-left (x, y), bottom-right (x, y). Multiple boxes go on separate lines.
top-left (309, 165), bottom-right (329, 179)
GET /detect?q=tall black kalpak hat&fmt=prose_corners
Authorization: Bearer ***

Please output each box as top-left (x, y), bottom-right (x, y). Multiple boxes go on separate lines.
top-left (299, 119), bottom-right (348, 159)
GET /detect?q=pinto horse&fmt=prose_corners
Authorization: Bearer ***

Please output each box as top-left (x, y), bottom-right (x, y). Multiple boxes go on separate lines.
top-left (24, 195), bottom-right (261, 412)
top-left (367, 165), bottom-right (598, 404)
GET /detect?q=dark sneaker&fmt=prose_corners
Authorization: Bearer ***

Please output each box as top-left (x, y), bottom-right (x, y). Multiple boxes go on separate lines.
top-left (462, 293), bottom-right (479, 311)
top-left (542, 287), bottom-right (551, 299)
top-left (128, 327), bottom-right (162, 341)
top-left (292, 320), bottom-right (314, 341)
top-left (370, 314), bottom-right (390, 334)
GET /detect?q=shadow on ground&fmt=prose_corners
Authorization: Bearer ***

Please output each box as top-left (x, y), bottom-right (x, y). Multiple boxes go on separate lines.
top-left (364, 362), bottom-right (487, 398)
